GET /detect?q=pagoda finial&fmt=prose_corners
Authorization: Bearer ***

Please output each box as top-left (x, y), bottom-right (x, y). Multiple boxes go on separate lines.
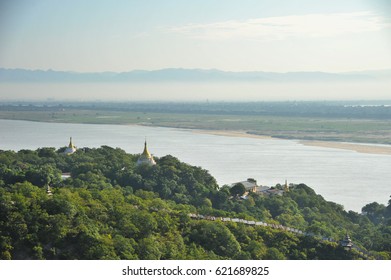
top-left (142, 138), bottom-right (151, 157)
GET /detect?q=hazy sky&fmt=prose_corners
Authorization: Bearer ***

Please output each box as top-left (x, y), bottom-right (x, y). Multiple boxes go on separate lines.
top-left (1, 0), bottom-right (391, 73)
top-left (0, 0), bottom-right (391, 101)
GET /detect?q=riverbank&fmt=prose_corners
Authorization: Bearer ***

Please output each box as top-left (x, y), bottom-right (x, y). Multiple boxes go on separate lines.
top-left (192, 128), bottom-right (391, 155)
top-left (1, 104), bottom-right (391, 146)
top-left (299, 140), bottom-right (391, 155)
top-left (2, 110), bottom-right (391, 155)
top-left (2, 118), bottom-right (391, 211)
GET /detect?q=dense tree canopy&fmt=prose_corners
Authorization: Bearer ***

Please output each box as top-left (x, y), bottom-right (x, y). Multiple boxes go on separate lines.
top-left (0, 147), bottom-right (389, 259)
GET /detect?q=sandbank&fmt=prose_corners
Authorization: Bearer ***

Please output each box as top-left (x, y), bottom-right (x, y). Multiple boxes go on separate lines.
top-left (192, 129), bottom-right (391, 155)
top-left (300, 140), bottom-right (391, 155)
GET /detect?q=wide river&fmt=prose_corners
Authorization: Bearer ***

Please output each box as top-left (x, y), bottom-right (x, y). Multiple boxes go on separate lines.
top-left (1, 119), bottom-right (390, 212)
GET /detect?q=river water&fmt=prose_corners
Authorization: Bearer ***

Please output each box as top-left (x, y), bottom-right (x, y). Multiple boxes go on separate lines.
top-left (1, 119), bottom-right (390, 212)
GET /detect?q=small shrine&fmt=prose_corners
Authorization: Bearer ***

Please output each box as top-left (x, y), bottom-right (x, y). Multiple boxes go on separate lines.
top-left (137, 140), bottom-right (156, 166)
top-left (64, 137), bottom-right (77, 154)
top-left (340, 233), bottom-right (353, 250)
top-left (46, 185), bottom-right (53, 196)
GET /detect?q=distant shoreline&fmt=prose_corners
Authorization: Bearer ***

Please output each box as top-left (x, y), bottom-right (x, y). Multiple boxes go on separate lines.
top-left (1, 117), bottom-right (391, 155)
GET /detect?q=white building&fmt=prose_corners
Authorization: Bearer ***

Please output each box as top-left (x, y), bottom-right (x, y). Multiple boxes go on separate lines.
top-left (230, 178), bottom-right (258, 192)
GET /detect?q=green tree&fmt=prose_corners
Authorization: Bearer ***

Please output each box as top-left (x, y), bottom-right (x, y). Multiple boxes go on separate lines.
top-left (188, 221), bottom-right (241, 258)
top-left (230, 183), bottom-right (246, 198)
top-left (264, 247), bottom-right (285, 260)
top-left (137, 236), bottom-right (162, 259)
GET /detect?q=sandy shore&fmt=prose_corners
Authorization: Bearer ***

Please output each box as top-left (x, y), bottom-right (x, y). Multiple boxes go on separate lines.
top-left (299, 140), bottom-right (391, 155)
top-left (192, 129), bottom-right (391, 155)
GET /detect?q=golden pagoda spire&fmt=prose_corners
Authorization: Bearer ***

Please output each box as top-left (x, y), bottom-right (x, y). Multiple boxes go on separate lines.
top-left (137, 138), bottom-right (156, 166)
top-left (284, 179), bottom-right (289, 192)
top-left (142, 139), bottom-right (151, 157)
top-left (64, 137), bottom-right (77, 154)
top-left (68, 137), bottom-right (74, 148)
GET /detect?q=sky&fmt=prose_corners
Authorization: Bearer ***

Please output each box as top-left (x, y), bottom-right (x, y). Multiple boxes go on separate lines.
top-left (0, 0), bottom-right (391, 100)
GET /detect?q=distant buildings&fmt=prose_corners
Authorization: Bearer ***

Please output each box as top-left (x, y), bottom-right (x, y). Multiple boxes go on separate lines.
top-left (233, 178), bottom-right (258, 192)
top-left (229, 178), bottom-right (290, 198)
top-left (137, 140), bottom-right (156, 166)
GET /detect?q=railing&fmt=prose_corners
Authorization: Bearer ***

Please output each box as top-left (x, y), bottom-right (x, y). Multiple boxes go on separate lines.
top-left (188, 213), bottom-right (379, 259)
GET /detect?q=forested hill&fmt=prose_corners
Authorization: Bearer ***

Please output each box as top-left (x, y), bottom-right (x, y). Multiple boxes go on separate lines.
top-left (0, 146), bottom-right (390, 260)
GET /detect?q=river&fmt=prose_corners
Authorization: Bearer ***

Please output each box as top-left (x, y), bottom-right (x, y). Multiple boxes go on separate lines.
top-left (1, 119), bottom-right (390, 212)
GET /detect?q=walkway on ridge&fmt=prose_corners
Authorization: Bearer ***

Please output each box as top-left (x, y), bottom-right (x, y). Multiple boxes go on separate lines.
top-left (188, 213), bottom-right (378, 260)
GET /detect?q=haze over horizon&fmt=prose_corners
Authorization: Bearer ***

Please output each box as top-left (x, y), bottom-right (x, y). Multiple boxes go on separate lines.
top-left (1, 0), bottom-right (391, 101)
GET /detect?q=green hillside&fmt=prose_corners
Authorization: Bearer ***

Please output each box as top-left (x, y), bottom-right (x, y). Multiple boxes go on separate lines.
top-left (0, 146), bottom-right (390, 259)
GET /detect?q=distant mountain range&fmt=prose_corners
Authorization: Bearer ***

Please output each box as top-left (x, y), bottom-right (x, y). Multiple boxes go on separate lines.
top-left (1, 68), bottom-right (390, 83)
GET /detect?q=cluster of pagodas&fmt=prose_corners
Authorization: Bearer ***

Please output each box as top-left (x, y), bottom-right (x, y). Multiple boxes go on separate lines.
top-left (63, 137), bottom-right (156, 166)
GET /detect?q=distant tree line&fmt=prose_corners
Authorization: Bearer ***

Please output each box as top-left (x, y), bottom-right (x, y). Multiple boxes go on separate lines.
top-left (2, 101), bottom-right (391, 119)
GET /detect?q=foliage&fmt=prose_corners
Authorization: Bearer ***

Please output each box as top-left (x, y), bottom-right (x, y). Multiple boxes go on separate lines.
top-left (230, 183), bottom-right (246, 198)
top-left (0, 147), bottom-right (389, 259)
